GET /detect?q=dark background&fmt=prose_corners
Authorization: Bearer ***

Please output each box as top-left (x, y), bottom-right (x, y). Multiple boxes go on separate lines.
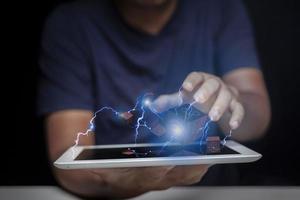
top-left (1, 0), bottom-right (298, 185)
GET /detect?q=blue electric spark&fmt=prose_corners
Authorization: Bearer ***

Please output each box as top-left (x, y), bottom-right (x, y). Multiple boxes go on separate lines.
top-left (72, 91), bottom-right (233, 158)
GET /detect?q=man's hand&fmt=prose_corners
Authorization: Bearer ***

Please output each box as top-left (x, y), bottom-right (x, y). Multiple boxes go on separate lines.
top-left (151, 68), bottom-right (270, 141)
top-left (152, 72), bottom-right (244, 130)
top-left (89, 165), bottom-right (209, 198)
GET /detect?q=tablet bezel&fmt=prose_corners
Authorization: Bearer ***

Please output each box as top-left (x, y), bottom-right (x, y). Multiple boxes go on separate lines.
top-left (54, 141), bottom-right (262, 169)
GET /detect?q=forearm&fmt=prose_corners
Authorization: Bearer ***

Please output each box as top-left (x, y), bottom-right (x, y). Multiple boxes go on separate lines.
top-left (46, 111), bottom-right (117, 198)
top-left (218, 92), bottom-right (271, 141)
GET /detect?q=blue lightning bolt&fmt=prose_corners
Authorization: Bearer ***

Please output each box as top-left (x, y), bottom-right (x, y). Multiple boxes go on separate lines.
top-left (221, 129), bottom-right (233, 146)
top-left (133, 93), bottom-right (153, 144)
top-left (71, 89), bottom-right (235, 158)
top-left (72, 106), bottom-right (119, 158)
top-left (199, 119), bottom-right (212, 147)
top-left (135, 103), bottom-right (146, 144)
top-left (184, 101), bottom-right (196, 121)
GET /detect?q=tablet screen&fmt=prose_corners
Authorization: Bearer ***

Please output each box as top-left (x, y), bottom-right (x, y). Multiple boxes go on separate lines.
top-left (75, 143), bottom-right (239, 160)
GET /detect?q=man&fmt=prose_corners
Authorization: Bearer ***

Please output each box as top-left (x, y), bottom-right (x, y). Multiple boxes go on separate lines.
top-left (38, 0), bottom-right (270, 198)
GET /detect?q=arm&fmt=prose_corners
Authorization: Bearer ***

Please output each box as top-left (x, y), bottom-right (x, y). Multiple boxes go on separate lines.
top-left (46, 110), bottom-right (110, 198)
top-left (47, 110), bottom-right (209, 199)
top-left (221, 67), bottom-right (271, 141)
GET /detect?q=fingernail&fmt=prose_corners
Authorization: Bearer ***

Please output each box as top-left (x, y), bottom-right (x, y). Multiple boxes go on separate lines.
top-left (209, 109), bottom-right (220, 121)
top-left (183, 82), bottom-right (193, 91)
top-left (231, 120), bottom-right (239, 129)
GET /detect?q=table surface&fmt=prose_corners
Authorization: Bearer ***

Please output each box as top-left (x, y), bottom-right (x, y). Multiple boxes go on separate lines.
top-left (0, 186), bottom-right (299, 200)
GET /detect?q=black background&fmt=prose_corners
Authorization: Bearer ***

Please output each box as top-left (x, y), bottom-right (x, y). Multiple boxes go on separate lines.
top-left (1, 0), bottom-right (298, 185)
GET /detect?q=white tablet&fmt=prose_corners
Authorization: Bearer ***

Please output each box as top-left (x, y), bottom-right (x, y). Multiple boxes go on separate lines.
top-left (54, 141), bottom-right (261, 169)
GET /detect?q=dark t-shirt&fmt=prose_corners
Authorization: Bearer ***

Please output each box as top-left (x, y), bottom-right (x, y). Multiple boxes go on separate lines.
top-left (38, 0), bottom-right (260, 185)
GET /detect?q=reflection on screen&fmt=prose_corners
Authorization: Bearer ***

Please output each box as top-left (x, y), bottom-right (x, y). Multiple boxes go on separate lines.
top-left (75, 143), bottom-right (239, 160)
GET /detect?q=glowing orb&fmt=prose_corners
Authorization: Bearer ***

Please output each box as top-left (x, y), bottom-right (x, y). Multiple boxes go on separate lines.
top-left (167, 120), bottom-right (185, 137)
top-left (172, 124), bottom-right (184, 135)
top-left (143, 98), bottom-right (152, 107)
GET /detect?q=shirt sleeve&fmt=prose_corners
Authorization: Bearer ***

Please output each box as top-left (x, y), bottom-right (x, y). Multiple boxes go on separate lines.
top-left (215, 0), bottom-right (260, 76)
top-left (37, 5), bottom-right (94, 116)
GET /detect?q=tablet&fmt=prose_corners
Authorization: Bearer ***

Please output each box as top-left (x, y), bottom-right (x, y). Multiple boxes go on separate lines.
top-left (54, 140), bottom-right (261, 169)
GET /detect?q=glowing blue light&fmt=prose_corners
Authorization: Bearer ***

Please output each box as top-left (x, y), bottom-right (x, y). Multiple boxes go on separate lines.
top-left (171, 123), bottom-right (184, 136)
top-left (72, 90), bottom-right (233, 158)
top-left (89, 123), bottom-right (95, 131)
top-left (166, 119), bottom-right (186, 137)
top-left (143, 98), bottom-right (152, 107)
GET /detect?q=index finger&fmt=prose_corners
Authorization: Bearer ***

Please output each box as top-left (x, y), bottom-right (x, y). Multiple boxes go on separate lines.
top-left (150, 93), bottom-right (183, 113)
top-left (182, 72), bottom-right (204, 92)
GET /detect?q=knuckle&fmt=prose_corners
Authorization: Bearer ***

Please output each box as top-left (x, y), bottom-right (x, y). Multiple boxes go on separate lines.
top-left (211, 76), bottom-right (222, 83)
top-left (159, 94), bottom-right (168, 101)
top-left (223, 89), bottom-right (233, 101)
top-left (207, 78), bottom-right (220, 90)
top-left (202, 83), bottom-right (213, 93)
top-left (189, 71), bottom-right (200, 78)
top-left (207, 77), bottom-right (217, 84)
